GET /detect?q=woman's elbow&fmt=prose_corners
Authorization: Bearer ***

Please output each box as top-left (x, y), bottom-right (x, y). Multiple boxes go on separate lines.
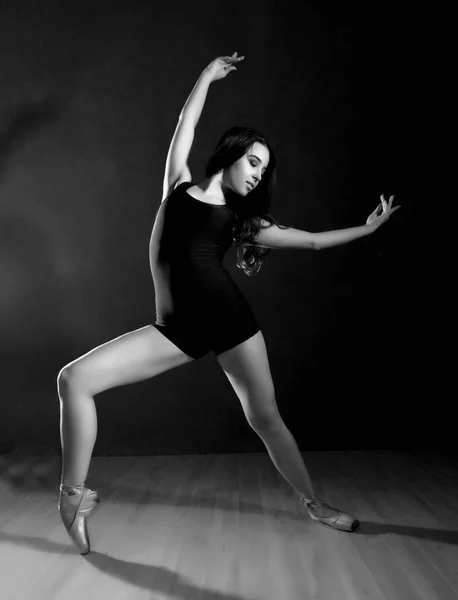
top-left (300, 235), bottom-right (320, 250)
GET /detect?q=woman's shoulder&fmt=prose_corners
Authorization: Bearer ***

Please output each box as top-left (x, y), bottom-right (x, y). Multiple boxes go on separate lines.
top-left (173, 180), bottom-right (194, 192)
top-left (163, 180), bottom-right (193, 202)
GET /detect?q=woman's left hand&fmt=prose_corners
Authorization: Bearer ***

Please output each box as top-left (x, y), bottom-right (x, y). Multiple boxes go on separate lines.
top-left (205, 52), bottom-right (245, 82)
top-left (366, 194), bottom-right (401, 228)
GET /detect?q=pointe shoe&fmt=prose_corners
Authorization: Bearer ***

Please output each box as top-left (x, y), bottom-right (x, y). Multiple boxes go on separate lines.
top-left (58, 483), bottom-right (100, 554)
top-left (302, 495), bottom-right (359, 532)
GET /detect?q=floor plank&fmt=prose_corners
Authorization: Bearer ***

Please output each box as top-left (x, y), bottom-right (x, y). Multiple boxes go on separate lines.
top-left (0, 449), bottom-right (456, 600)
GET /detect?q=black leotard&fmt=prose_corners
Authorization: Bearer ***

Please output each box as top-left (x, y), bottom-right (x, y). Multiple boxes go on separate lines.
top-left (149, 181), bottom-right (260, 359)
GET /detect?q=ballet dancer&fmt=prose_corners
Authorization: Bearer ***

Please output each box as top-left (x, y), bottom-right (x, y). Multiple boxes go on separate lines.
top-left (57, 52), bottom-right (400, 554)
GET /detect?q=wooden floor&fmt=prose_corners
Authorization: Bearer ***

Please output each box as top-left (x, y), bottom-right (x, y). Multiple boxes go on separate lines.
top-left (0, 449), bottom-right (457, 600)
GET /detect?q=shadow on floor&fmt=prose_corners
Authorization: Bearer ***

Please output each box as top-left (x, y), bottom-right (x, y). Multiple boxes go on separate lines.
top-left (0, 532), bottom-right (249, 600)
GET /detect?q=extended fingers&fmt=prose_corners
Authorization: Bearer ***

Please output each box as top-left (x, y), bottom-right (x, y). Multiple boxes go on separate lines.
top-left (224, 53), bottom-right (245, 63)
top-left (385, 194), bottom-right (401, 216)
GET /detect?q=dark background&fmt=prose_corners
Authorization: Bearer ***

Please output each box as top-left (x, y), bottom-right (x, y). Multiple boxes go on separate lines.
top-left (0, 0), bottom-right (427, 457)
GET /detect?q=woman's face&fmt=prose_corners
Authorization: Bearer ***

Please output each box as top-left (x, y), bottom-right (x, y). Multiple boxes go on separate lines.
top-left (223, 142), bottom-right (270, 196)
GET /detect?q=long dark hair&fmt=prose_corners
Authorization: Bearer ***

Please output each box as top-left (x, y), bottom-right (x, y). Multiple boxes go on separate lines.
top-left (205, 126), bottom-right (289, 276)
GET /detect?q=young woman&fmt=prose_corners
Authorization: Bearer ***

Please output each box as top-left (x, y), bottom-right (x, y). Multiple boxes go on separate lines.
top-left (58, 52), bottom-right (400, 554)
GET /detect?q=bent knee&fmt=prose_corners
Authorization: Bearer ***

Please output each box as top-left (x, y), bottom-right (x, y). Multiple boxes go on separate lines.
top-left (57, 363), bottom-right (86, 394)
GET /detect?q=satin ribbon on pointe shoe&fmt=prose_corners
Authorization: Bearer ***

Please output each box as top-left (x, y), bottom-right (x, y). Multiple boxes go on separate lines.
top-left (301, 495), bottom-right (360, 532)
top-left (58, 483), bottom-right (100, 554)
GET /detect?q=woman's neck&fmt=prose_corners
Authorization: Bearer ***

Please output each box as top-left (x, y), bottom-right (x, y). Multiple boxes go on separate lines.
top-left (196, 174), bottom-right (229, 202)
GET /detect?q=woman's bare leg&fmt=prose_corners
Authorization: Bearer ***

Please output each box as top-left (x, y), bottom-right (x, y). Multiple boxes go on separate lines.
top-left (216, 331), bottom-right (315, 500)
top-left (216, 330), bottom-right (359, 532)
top-left (58, 325), bottom-right (193, 487)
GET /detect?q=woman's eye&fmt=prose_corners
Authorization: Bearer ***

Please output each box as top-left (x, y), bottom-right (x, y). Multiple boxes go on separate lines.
top-left (250, 162), bottom-right (256, 167)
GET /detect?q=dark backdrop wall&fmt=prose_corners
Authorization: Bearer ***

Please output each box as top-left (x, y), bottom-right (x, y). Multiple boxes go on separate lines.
top-left (0, 0), bottom-right (426, 456)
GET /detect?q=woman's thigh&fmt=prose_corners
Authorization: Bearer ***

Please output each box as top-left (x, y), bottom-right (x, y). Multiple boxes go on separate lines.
top-left (59, 325), bottom-right (194, 396)
top-left (215, 330), bottom-right (280, 424)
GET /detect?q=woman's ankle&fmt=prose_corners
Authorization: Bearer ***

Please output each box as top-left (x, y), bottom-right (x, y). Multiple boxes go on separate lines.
top-left (60, 482), bottom-right (85, 494)
top-left (301, 494), bottom-right (320, 507)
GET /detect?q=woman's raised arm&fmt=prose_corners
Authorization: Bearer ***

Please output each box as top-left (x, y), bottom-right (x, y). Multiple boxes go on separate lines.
top-left (162, 52), bottom-right (244, 201)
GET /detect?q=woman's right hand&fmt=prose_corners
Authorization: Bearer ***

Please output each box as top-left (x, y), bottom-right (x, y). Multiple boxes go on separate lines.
top-left (204, 52), bottom-right (245, 82)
